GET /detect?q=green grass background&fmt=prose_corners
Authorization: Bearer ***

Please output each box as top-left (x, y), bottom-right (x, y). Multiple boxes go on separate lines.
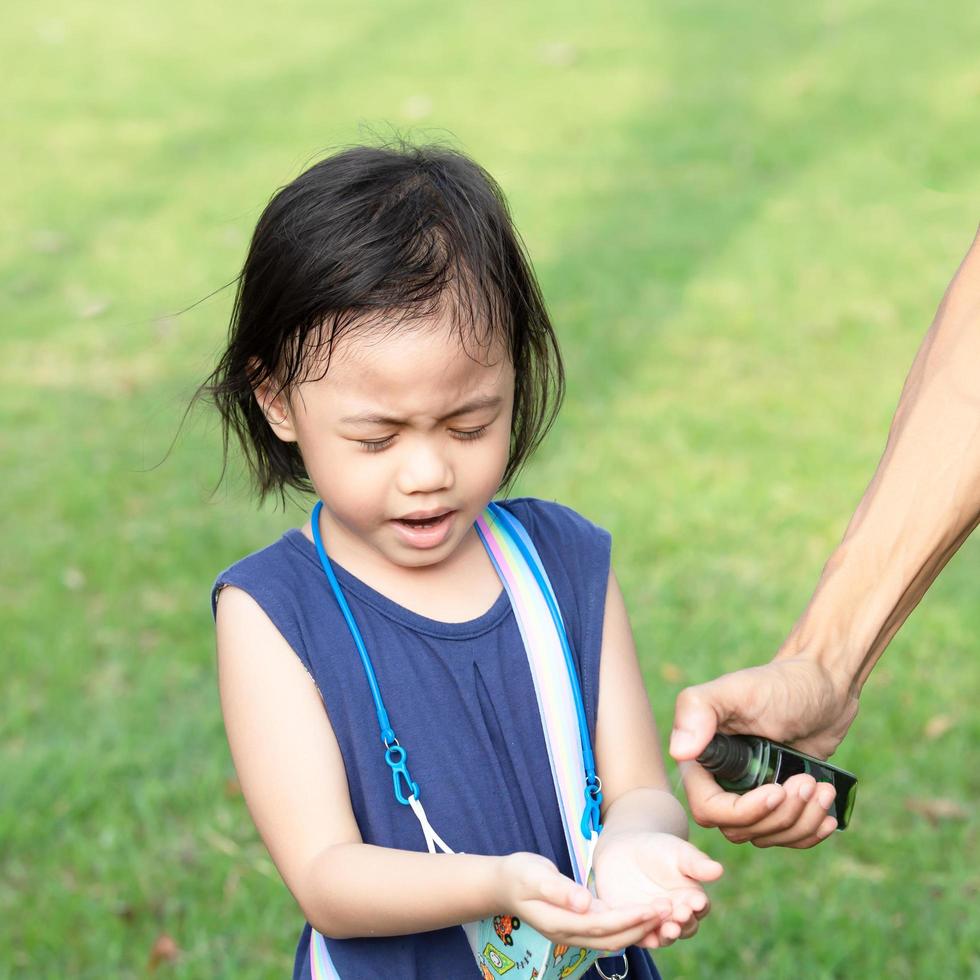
top-left (3, 1), bottom-right (978, 976)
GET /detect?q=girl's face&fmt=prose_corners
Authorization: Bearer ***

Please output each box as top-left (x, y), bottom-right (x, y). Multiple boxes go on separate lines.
top-left (267, 317), bottom-right (515, 578)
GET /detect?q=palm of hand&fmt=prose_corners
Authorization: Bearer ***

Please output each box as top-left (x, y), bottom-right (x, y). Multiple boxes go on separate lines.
top-left (592, 833), bottom-right (712, 948)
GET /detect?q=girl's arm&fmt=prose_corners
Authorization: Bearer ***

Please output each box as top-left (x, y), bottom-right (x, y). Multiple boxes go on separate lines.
top-left (593, 570), bottom-right (721, 840)
top-left (215, 585), bottom-right (660, 947)
top-left (591, 570), bottom-right (724, 946)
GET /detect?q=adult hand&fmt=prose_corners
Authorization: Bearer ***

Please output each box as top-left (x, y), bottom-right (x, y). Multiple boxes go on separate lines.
top-left (669, 657), bottom-right (859, 847)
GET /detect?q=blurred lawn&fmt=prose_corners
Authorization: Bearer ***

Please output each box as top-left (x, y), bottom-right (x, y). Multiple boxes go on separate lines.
top-left (2, 1), bottom-right (979, 977)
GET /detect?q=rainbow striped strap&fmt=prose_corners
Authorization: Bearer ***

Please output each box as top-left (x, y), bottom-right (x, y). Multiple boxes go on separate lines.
top-left (475, 502), bottom-right (599, 885)
top-left (310, 929), bottom-right (339, 980)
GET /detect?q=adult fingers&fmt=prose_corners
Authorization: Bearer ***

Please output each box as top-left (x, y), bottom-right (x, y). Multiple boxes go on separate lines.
top-left (681, 761), bottom-right (785, 829)
top-left (669, 686), bottom-right (722, 761)
top-left (725, 777), bottom-right (837, 846)
top-left (720, 774), bottom-right (813, 842)
top-left (754, 781), bottom-right (835, 847)
top-left (752, 812), bottom-right (838, 850)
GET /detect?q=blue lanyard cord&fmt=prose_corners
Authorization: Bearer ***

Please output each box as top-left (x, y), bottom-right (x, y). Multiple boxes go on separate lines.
top-left (310, 501), bottom-right (419, 805)
top-left (309, 499), bottom-right (598, 830)
top-left (486, 503), bottom-right (603, 836)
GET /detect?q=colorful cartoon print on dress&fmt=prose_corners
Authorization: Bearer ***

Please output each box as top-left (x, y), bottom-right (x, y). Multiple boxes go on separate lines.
top-left (557, 948), bottom-right (590, 978)
top-left (475, 916), bottom-right (603, 978)
top-left (494, 914), bottom-right (521, 946)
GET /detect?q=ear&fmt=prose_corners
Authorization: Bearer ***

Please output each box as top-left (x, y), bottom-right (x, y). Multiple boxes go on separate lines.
top-left (251, 370), bottom-right (299, 443)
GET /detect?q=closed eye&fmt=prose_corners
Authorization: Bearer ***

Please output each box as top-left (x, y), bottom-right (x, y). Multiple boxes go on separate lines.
top-left (450, 425), bottom-right (489, 441)
top-left (357, 435), bottom-right (396, 452)
top-left (357, 424), bottom-right (489, 452)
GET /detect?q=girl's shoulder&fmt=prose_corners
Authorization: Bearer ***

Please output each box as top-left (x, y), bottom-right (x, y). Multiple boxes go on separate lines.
top-left (210, 528), bottom-right (316, 619)
top-left (497, 497), bottom-right (612, 583)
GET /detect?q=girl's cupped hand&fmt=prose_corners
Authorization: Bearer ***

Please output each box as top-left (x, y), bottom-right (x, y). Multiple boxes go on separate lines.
top-left (592, 832), bottom-right (723, 948)
top-left (495, 852), bottom-right (669, 951)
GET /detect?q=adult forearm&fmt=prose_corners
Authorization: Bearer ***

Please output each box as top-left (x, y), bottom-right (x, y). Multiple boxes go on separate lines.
top-left (778, 227), bottom-right (980, 694)
top-left (300, 844), bottom-right (503, 939)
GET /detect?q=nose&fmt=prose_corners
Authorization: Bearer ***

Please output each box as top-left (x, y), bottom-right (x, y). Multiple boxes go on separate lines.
top-left (394, 437), bottom-right (454, 496)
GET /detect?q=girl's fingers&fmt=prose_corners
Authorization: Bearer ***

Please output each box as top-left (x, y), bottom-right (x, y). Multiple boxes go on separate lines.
top-left (638, 895), bottom-right (708, 947)
top-left (538, 872), bottom-right (592, 912)
top-left (534, 902), bottom-right (662, 946)
top-left (656, 908), bottom-right (702, 946)
top-left (693, 892), bottom-right (711, 919)
top-left (672, 888), bottom-right (708, 919)
top-left (521, 856), bottom-right (592, 912)
top-left (677, 841), bottom-right (724, 882)
top-left (567, 886), bottom-right (593, 912)
top-left (561, 916), bottom-right (666, 953)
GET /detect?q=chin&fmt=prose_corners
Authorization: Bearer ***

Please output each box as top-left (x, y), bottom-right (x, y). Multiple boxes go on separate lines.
top-left (396, 544), bottom-right (452, 565)
top-left (392, 536), bottom-right (463, 570)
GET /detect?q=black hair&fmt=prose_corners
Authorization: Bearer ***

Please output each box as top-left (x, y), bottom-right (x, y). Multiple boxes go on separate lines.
top-left (201, 140), bottom-right (564, 504)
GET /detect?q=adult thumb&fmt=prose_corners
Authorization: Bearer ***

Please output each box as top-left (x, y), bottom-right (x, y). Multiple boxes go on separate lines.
top-left (669, 687), bottom-right (720, 761)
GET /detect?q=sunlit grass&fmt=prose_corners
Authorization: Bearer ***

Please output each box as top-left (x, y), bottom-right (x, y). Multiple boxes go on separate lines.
top-left (3, 1), bottom-right (978, 976)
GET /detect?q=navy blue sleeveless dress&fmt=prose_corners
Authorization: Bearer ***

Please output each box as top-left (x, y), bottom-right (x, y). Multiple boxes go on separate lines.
top-left (212, 497), bottom-right (662, 980)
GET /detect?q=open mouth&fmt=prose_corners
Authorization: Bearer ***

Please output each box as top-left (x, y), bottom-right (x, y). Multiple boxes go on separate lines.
top-left (395, 511), bottom-right (452, 529)
top-left (390, 510), bottom-right (457, 549)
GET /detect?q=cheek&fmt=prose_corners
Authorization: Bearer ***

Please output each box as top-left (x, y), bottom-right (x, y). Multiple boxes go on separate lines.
top-left (304, 445), bottom-right (381, 505)
top-left (483, 426), bottom-right (513, 482)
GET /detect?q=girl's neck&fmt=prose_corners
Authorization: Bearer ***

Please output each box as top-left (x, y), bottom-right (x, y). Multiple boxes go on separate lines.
top-left (301, 520), bottom-right (503, 623)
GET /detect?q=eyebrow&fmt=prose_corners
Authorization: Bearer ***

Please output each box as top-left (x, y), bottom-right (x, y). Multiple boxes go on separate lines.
top-left (340, 395), bottom-right (503, 427)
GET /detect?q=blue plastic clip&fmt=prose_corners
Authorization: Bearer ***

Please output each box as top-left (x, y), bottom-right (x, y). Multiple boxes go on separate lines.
top-left (581, 775), bottom-right (603, 837)
top-left (384, 740), bottom-right (420, 805)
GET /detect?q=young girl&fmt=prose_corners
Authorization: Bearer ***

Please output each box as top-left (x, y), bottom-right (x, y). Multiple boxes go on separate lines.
top-left (207, 143), bottom-right (723, 979)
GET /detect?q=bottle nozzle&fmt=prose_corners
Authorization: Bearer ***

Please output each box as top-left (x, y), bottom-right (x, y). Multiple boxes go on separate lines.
top-left (697, 733), bottom-right (754, 781)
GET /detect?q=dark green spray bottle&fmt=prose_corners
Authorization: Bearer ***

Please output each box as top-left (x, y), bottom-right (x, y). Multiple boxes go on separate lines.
top-left (697, 733), bottom-right (857, 829)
